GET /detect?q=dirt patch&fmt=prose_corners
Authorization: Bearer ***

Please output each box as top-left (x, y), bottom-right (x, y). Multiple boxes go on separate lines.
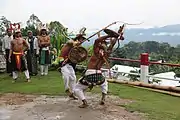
top-left (0, 93), bottom-right (36, 105)
top-left (0, 93), bottom-right (145, 120)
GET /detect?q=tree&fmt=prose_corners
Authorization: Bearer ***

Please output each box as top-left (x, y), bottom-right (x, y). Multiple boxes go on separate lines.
top-left (49, 21), bottom-right (69, 56)
top-left (21, 14), bottom-right (42, 36)
top-left (0, 16), bottom-right (11, 36)
top-left (26, 14), bottom-right (42, 29)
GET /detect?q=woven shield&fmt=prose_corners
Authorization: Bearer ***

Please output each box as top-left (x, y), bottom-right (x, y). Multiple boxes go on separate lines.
top-left (68, 46), bottom-right (88, 63)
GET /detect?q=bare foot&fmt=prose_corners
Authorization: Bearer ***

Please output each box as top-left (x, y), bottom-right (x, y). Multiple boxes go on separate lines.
top-left (100, 100), bottom-right (105, 105)
top-left (27, 79), bottom-right (31, 82)
top-left (69, 93), bottom-right (78, 100)
top-left (12, 80), bottom-right (16, 83)
top-left (79, 103), bottom-right (88, 108)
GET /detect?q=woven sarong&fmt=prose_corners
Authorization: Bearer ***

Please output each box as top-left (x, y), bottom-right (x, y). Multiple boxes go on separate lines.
top-left (79, 73), bottom-right (105, 86)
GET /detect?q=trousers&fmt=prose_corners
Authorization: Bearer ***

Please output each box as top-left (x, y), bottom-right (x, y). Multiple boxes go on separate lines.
top-left (5, 49), bottom-right (12, 73)
top-left (13, 70), bottom-right (30, 80)
top-left (74, 69), bottom-right (108, 101)
top-left (61, 64), bottom-right (76, 93)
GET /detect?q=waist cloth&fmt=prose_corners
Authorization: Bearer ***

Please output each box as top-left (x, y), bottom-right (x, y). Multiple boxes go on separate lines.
top-left (39, 47), bottom-right (50, 65)
top-left (11, 52), bottom-right (28, 71)
top-left (79, 69), bottom-right (105, 86)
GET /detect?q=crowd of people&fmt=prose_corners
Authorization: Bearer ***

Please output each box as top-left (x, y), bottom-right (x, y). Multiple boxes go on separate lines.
top-left (2, 26), bottom-right (51, 83)
top-left (1, 25), bottom-right (125, 108)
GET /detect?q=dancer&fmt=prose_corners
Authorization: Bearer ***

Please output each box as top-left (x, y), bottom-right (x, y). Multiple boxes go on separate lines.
top-left (9, 30), bottom-right (30, 83)
top-left (74, 27), bottom-right (125, 108)
top-left (38, 27), bottom-right (50, 76)
top-left (59, 34), bottom-right (86, 99)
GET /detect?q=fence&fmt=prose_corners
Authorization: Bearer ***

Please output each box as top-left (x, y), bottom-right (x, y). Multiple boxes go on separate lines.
top-left (108, 53), bottom-right (180, 84)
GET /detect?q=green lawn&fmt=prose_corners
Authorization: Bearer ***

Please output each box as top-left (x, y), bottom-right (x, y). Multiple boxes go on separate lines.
top-left (1, 71), bottom-right (180, 120)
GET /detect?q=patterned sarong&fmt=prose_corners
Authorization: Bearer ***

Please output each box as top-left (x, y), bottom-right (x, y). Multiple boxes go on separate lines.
top-left (79, 72), bottom-right (105, 86)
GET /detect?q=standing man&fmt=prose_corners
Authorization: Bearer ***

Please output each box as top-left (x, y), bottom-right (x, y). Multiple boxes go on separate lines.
top-left (2, 29), bottom-right (13, 75)
top-left (26, 30), bottom-right (39, 76)
top-left (74, 27), bottom-right (125, 108)
top-left (59, 34), bottom-right (86, 99)
top-left (9, 30), bottom-right (30, 83)
top-left (38, 28), bottom-right (51, 76)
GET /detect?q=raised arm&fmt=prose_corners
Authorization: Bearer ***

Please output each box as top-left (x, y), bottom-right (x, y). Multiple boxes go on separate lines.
top-left (94, 35), bottom-right (110, 45)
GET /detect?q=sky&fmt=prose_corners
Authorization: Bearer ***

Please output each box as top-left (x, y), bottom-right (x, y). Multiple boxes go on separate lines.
top-left (0, 0), bottom-right (180, 32)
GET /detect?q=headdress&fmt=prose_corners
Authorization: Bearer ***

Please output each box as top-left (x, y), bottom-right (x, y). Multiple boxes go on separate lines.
top-left (10, 23), bottom-right (21, 33)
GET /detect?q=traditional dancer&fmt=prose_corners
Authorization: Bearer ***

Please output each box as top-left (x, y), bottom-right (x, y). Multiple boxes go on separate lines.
top-left (9, 30), bottom-right (30, 83)
top-left (2, 28), bottom-right (13, 75)
top-left (59, 34), bottom-right (86, 99)
top-left (38, 27), bottom-right (50, 76)
top-left (74, 27), bottom-right (125, 108)
top-left (26, 30), bottom-right (39, 76)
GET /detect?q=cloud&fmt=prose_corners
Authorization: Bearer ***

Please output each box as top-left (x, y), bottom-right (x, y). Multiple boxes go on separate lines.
top-left (1, 0), bottom-right (180, 32)
top-left (152, 32), bottom-right (180, 36)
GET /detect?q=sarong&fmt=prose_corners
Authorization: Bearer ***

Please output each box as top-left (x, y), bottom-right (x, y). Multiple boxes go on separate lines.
top-left (11, 52), bottom-right (28, 71)
top-left (79, 69), bottom-right (105, 86)
top-left (26, 50), bottom-right (38, 75)
top-left (39, 48), bottom-right (50, 65)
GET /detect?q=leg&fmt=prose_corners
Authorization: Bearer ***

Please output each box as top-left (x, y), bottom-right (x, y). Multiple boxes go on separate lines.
top-left (61, 65), bottom-right (70, 93)
top-left (68, 65), bottom-right (77, 93)
top-left (44, 65), bottom-right (48, 75)
top-left (40, 65), bottom-right (44, 75)
top-left (24, 70), bottom-right (30, 82)
top-left (100, 80), bottom-right (108, 105)
top-left (74, 82), bottom-right (89, 108)
top-left (12, 71), bottom-right (18, 83)
top-left (5, 49), bottom-right (12, 74)
top-left (68, 65), bottom-right (77, 99)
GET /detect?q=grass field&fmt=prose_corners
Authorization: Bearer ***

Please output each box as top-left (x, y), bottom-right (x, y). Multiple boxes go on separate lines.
top-left (1, 71), bottom-right (180, 120)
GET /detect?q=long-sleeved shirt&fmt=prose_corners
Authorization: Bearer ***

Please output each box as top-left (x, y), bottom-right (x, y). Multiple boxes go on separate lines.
top-left (26, 36), bottom-right (39, 54)
top-left (2, 35), bottom-right (13, 53)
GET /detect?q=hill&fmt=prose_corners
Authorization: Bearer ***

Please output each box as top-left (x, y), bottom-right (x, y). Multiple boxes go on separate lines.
top-left (82, 24), bottom-right (180, 47)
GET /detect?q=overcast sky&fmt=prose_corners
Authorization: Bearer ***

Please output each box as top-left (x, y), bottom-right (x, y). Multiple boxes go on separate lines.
top-left (0, 0), bottom-right (179, 32)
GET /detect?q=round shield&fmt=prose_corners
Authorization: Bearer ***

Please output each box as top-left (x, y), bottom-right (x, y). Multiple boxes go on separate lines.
top-left (104, 29), bottom-right (119, 38)
top-left (68, 46), bottom-right (88, 63)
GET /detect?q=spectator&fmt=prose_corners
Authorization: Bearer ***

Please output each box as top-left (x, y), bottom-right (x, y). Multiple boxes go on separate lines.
top-left (26, 30), bottom-right (39, 76)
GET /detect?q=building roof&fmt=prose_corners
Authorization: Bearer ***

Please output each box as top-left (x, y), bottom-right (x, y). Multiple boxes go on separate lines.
top-left (111, 64), bottom-right (140, 73)
top-left (151, 72), bottom-right (180, 87)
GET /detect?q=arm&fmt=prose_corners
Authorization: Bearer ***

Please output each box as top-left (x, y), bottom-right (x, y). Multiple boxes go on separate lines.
top-left (94, 35), bottom-right (110, 45)
top-left (8, 41), bottom-right (13, 62)
top-left (38, 36), bottom-right (42, 47)
top-left (40, 36), bottom-right (51, 47)
top-left (23, 39), bottom-right (29, 51)
top-left (107, 38), bottom-right (118, 52)
top-left (25, 38), bottom-right (30, 48)
top-left (35, 38), bottom-right (39, 54)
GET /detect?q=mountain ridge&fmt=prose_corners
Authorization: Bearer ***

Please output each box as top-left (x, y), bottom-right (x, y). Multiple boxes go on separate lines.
top-left (82, 24), bottom-right (180, 47)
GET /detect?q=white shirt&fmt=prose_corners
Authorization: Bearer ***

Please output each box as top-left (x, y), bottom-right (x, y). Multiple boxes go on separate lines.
top-left (2, 35), bottom-right (13, 52)
top-left (26, 36), bottom-right (39, 54)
